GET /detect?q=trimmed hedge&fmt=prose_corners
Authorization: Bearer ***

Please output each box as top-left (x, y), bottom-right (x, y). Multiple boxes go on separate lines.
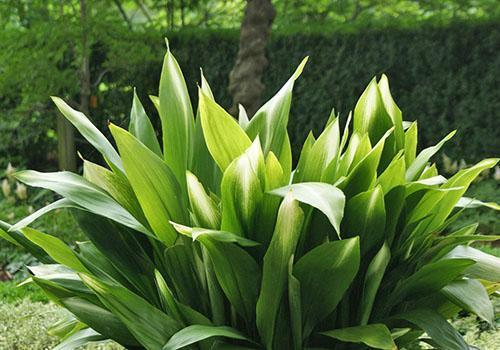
top-left (2, 21), bottom-right (499, 169)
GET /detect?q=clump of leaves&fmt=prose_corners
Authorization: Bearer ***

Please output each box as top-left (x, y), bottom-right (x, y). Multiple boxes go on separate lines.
top-left (0, 42), bottom-right (499, 350)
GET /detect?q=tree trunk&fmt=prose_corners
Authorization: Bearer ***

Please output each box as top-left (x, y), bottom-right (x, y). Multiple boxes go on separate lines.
top-left (228, 0), bottom-right (276, 117)
top-left (80, 0), bottom-right (91, 118)
top-left (57, 117), bottom-right (77, 171)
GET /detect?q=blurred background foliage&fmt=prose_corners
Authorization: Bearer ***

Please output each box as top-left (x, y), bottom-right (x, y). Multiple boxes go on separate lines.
top-left (0, 0), bottom-right (498, 170)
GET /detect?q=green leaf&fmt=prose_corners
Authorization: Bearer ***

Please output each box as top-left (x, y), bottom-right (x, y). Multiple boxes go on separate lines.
top-left (404, 122), bottom-right (418, 167)
top-left (288, 256), bottom-right (302, 350)
top-left (441, 279), bottom-right (494, 324)
top-left (444, 245), bottom-right (500, 282)
top-left (61, 297), bottom-right (139, 346)
top-left (256, 193), bottom-right (304, 348)
top-left (163, 244), bottom-right (208, 315)
top-left (294, 237), bottom-right (360, 338)
top-left (270, 182), bottom-right (345, 237)
top-left (154, 270), bottom-right (185, 323)
top-left (29, 264), bottom-right (97, 304)
top-left (82, 275), bottom-right (181, 350)
top-left (398, 308), bottom-right (468, 350)
top-left (10, 198), bottom-right (78, 232)
top-left (14, 170), bottom-right (149, 236)
top-left (51, 96), bottom-right (123, 172)
top-left (343, 186), bottom-right (386, 253)
top-left (156, 269), bottom-right (213, 332)
top-left (192, 110), bottom-right (221, 195)
top-left (360, 242), bottom-right (390, 325)
top-left (129, 89), bottom-right (162, 156)
top-left (53, 328), bottom-right (105, 350)
top-left (198, 238), bottom-right (261, 323)
top-left (414, 158), bottom-right (498, 234)
top-left (405, 130), bottom-right (456, 181)
top-left (110, 124), bottom-right (187, 245)
top-left (321, 324), bottom-right (396, 350)
top-left (171, 222), bottom-right (259, 247)
top-left (186, 171), bottom-right (221, 229)
top-left (22, 227), bottom-right (87, 273)
top-left (296, 112), bottom-right (340, 182)
top-left (191, 69), bottom-right (221, 193)
top-left (159, 42), bottom-right (195, 192)
top-left (245, 57), bottom-right (308, 159)
top-left (199, 88), bottom-right (252, 171)
top-left (0, 221), bottom-right (51, 262)
top-left (238, 104), bottom-right (249, 129)
top-left (455, 197), bottom-right (500, 210)
top-left (220, 138), bottom-right (265, 237)
top-left (83, 159), bottom-right (147, 225)
top-left (74, 212), bottom-right (159, 302)
top-left (376, 152), bottom-right (405, 193)
top-left (353, 77), bottom-right (393, 144)
top-left (163, 325), bottom-right (250, 350)
top-left (378, 74), bottom-right (404, 151)
top-left (294, 132), bottom-right (315, 182)
top-left (390, 259), bottom-right (475, 304)
top-left (340, 128), bottom-right (392, 198)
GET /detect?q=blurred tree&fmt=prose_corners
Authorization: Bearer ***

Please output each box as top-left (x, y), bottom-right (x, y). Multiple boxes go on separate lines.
top-left (228, 0), bottom-right (276, 116)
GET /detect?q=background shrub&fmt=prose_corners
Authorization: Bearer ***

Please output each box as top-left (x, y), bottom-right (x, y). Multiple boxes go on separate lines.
top-left (1, 20), bottom-right (498, 170)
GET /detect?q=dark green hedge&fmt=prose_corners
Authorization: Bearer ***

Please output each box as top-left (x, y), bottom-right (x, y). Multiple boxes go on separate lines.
top-left (4, 21), bottom-right (499, 170)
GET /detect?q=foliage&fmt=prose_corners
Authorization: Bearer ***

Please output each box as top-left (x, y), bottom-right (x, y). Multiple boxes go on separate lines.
top-left (0, 279), bottom-right (48, 303)
top-left (0, 187), bottom-right (84, 254)
top-left (2, 43), bottom-right (500, 349)
top-left (1, 20), bottom-right (499, 170)
top-left (449, 179), bottom-right (500, 235)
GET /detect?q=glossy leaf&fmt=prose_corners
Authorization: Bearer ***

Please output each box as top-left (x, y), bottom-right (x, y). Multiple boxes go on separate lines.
top-left (110, 124), bottom-right (186, 245)
top-left (159, 42), bottom-right (195, 191)
top-left (163, 325), bottom-right (250, 350)
top-left (398, 309), bottom-right (468, 350)
top-left (14, 170), bottom-right (149, 235)
top-left (220, 138), bottom-right (265, 236)
top-left (129, 89), bottom-right (162, 156)
top-left (82, 275), bottom-right (181, 350)
top-left (51, 96), bottom-right (123, 172)
top-left (257, 193), bottom-right (304, 348)
top-left (321, 324), bottom-right (396, 350)
top-left (199, 88), bottom-right (252, 171)
top-left (270, 182), bottom-right (345, 237)
top-left (441, 279), bottom-right (494, 324)
top-left (294, 237), bottom-right (360, 338)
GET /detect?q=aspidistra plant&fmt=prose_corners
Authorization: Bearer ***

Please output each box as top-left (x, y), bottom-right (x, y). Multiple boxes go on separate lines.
top-left (1, 41), bottom-right (499, 350)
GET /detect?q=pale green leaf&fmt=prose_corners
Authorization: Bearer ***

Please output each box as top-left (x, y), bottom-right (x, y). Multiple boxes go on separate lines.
top-left (406, 130), bottom-right (456, 181)
top-left (159, 43), bottom-right (195, 192)
top-left (441, 279), bottom-right (494, 324)
top-left (199, 88), bottom-right (252, 171)
top-left (110, 124), bottom-right (187, 245)
top-left (14, 170), bottom-right (149, 236)
top-left (51, 96), bottom-right (123, 172)
top-left (270, 182), bottom-right (345, 237)
top-left (129, 89), bottom-right (162, 156)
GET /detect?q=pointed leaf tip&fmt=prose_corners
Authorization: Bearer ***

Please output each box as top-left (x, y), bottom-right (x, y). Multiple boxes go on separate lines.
top-left (292, 56), bottom-right (309, 80)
